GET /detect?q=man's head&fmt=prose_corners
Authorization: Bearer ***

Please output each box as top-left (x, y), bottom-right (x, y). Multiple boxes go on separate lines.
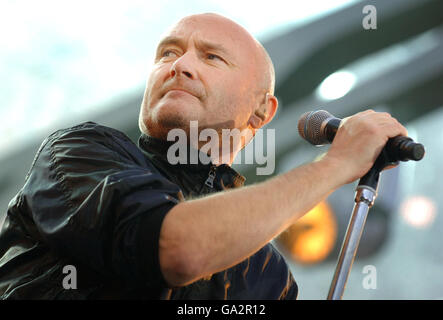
top-left (139, 13), bottom-right (277, 161)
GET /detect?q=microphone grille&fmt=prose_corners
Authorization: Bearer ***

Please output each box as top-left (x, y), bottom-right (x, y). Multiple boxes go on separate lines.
top-left (298, 110), bottom-right (333, 145)
top-left (297, 112), bottom-right (309, 139)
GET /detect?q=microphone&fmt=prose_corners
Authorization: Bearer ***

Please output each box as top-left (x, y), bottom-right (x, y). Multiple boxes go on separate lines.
top-left (298, 110), bottom-right (425, 161)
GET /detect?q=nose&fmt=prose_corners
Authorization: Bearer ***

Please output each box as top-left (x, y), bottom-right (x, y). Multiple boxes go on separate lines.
top-left (170, 52), bottom-right (195, 80)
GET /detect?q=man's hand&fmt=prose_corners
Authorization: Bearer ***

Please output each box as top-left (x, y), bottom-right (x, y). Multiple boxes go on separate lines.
top-left (323, 109), bottom-right (408, 185)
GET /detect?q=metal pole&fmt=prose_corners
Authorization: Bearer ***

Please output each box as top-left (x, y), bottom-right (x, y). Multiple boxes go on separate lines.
top-left (327, 186), bottom-right (376, 300)
top-left (325, 135), bottom-right (423, 299)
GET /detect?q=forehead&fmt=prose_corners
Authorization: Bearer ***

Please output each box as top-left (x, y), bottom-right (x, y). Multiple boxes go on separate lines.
top-left (160, 15), bottom-right (258, 56)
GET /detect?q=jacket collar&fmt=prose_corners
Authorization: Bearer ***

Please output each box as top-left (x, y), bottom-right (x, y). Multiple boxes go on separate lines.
top-left (137, 134), bottom-right (245, 192)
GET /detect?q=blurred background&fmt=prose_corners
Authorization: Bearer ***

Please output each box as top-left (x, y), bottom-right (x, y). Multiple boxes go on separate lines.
top-left (0, 0), bottom-right (442, 299)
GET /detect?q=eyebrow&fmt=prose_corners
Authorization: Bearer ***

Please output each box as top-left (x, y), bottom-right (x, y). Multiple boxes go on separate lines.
top-left (156, 36), bottom-right (185, 52)
top-left (156, 36), bottom-right (235, 65)
top-left (196, 39), bottom-right (231, 58)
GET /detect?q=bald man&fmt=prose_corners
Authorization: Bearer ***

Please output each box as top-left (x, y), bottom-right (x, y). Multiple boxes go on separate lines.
top-left (0, 13), bottom-right (407, 300)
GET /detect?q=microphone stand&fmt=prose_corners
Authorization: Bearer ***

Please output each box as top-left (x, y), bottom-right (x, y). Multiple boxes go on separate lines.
top-left (327, 149), bottom-right (398, 300)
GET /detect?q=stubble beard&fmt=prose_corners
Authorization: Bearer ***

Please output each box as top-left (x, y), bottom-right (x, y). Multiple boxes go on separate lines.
top-left (143, 98), bottom-right (197, 141)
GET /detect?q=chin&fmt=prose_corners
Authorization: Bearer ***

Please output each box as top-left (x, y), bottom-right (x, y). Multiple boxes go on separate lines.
top-left (146, 100), bottom-right (200, 137)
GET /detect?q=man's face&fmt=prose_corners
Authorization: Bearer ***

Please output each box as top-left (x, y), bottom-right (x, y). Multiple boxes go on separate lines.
top-left (139, 14), bottom-right (264, 140)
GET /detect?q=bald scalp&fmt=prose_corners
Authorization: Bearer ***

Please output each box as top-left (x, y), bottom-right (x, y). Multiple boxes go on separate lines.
top-left (175, 13), bottom-right (275, 95)
top-left (255, 40), bottom-right (275, 95)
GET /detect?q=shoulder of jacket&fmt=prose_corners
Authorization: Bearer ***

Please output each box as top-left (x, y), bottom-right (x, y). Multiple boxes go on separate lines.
top-left (31, 121), bottom-right (145, 172)
top-left (46, 121), bottom-right (133, 144)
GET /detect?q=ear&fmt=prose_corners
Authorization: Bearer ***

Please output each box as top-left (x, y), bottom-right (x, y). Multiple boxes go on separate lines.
top-left (248, 93), bottom-right (278, 129)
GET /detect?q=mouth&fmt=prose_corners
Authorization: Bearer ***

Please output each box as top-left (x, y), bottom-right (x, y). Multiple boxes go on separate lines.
top-left (167, 89), bottom-right (194, 96)
top-left (161, 87), bottom-right (200, 100)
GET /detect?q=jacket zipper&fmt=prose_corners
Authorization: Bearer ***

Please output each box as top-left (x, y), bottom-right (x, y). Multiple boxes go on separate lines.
top-left (204, 165), bottom-right (217, 188)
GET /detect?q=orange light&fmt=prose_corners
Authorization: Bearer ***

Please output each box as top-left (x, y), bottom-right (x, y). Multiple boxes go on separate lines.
top-left (278, 201), bottom-right (337, 265)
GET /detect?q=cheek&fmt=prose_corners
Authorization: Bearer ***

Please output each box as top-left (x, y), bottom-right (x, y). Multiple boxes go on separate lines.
top-left (222, 79), bottom-right (254, 119)
top-left (208, 87), bottom-right (251, 129)
top-left (145, 65), bottom-right (168, 107)
top-left (214, 76), bottom-right (244, 106)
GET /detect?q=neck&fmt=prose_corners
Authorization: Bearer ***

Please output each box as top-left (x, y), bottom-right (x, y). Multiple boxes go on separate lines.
top-left (144, 124), bottom-right (252, 166)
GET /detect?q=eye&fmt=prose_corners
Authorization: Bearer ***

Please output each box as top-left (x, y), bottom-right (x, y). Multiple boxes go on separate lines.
top-left (207, 53), bottom-right (224, 62)
top-left (159, 49), bottom-right (180, 60)
top-left (161, 50), bottom-right (179, 59)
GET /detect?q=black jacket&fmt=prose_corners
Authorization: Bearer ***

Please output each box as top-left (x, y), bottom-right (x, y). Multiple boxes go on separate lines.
top-left (0, 122), bottom-right (298, 299)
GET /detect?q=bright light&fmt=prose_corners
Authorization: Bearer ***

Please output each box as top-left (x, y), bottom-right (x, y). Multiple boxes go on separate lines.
top-left (316, 70), bottom-right (357, 100)
top-left (278, 201), bottom-right (337, 265)
top-left (400, 196), bottom-right (437, 229)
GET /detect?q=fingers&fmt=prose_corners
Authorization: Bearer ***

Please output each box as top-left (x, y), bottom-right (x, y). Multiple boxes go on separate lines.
top-left (358, 109), bottom-right (408, 139)
top-left (325, 109), bottom-right (408, 184)
top-left (391, 116), bottom-right (408, 137)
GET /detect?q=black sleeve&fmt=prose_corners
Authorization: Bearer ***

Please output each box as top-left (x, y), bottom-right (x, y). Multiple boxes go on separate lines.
top-left (280, 272), bottom-right (299, 300)
top-left (20, 122), bottom-right (181, 289)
